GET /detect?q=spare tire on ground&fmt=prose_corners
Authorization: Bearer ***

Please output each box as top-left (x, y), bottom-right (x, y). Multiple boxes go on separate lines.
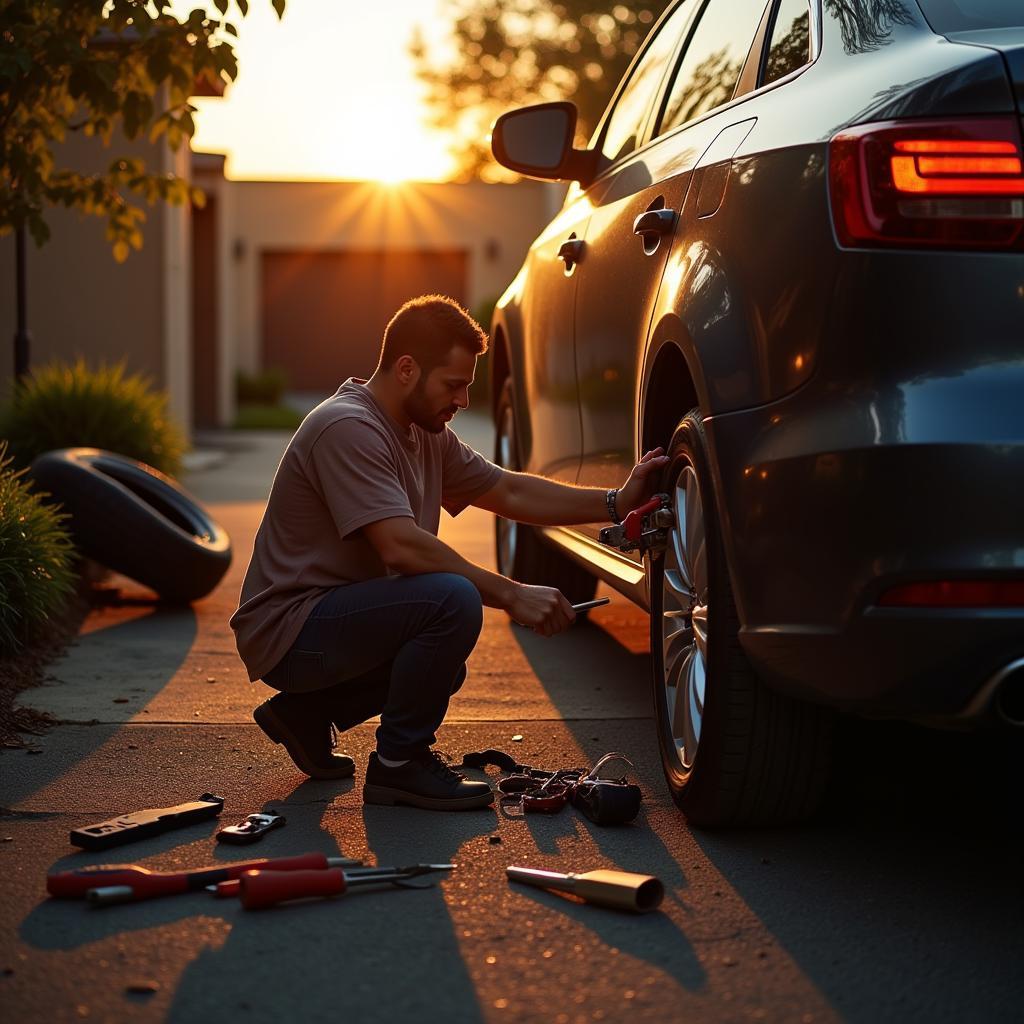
top-left (30, 448), bottom-right (232, 604)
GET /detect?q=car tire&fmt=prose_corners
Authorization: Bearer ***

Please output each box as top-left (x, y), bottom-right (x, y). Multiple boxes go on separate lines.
top-left (649, 412), bottom-right (832, 827)
top-left (30, 448), bottom-right (232, 604)
top-left (493, 378), bottom-right (598, 605)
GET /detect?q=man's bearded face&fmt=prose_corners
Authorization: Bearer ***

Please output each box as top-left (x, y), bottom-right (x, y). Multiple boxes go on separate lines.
top-left (401, 347), bottom-right (476, 434)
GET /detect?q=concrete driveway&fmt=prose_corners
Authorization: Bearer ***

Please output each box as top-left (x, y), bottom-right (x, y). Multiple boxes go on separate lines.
top-left (1, 413), bottom-right (1020, 1023)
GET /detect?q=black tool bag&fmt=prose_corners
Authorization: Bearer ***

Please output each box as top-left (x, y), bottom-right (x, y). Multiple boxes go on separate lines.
top-left (571, 752), bottom-right (642, 825)
top-left (571, 777), bottom-right (643, 825)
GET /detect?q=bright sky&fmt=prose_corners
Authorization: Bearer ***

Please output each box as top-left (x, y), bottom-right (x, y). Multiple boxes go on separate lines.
top-left (187, 0), bottom-right (457, 183)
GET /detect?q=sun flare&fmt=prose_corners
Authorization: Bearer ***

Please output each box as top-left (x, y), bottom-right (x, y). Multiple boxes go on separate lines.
top-left (186, 1), bottom-right (457, 184)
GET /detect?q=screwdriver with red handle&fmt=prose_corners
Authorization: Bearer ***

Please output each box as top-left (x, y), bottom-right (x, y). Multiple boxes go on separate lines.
top-left (47, 852), bottom-right (363, 906)
top-left (212, 863), bottom-right (455, 909)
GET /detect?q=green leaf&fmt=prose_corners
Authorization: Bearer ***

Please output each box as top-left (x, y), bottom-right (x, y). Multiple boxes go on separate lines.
top-left (0, 0), bottom-right (291, 257)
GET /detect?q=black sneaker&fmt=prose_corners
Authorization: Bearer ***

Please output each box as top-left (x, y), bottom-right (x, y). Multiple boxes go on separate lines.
top-left (254, 694), bottom-right (356, 780)
top-left (363, 750), bottom-right (494, 810)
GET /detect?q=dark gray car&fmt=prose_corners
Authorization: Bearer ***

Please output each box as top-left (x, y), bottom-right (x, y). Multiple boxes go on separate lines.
top-left (487, 0), bottom-right (1024, 826)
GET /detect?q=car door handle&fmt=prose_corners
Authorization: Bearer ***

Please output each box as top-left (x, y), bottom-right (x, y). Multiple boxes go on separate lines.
top-left (632, 209), bottom-right (676, 238)
top-left (557, 238), bottom-right (584, 265)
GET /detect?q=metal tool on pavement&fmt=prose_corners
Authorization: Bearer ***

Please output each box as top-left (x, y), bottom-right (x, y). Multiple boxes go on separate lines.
top-left (507, 866), bottom-right (664, 913)
top-left (47, 851), bottom-right (363, 906)
top-left (216, 863), bottom-right (456, 910)
top-left (216, 812), bottom-right (286, 845)
top-left (69, 793), bottom-right (225, 851)
top-left (599, 493), bottom-right (674, 556)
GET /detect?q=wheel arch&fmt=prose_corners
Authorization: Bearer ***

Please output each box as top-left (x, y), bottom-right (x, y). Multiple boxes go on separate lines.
top-left (489, 323), bottom-right (510, 419)
top-left (488, 301), bottom-right (533, 471)
top-left (640, 326), bottom-right (752, 625)
top-left (639, 326), bottom-right (705, 455)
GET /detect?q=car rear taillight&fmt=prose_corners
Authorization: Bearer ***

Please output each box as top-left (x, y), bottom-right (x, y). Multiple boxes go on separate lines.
top-left (829, 117), bottom-right (1024, 250)
top-left (878, 580), bottom-right (1024, 608)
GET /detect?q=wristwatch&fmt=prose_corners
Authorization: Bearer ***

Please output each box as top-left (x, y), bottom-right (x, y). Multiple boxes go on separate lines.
top-left (605, 488), bottom-right (621, 525)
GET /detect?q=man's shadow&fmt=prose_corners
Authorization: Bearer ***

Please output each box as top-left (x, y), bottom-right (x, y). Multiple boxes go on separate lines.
top-left (162, 775), bottom-right (496, 1023)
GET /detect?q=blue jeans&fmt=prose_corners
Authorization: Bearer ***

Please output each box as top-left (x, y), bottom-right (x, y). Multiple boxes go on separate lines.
top-left (263, 573), bottom-right (484, 760)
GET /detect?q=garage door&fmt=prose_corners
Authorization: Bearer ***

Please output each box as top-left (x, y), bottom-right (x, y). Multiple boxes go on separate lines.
top-left (261, 249), bottom-right (469, 392)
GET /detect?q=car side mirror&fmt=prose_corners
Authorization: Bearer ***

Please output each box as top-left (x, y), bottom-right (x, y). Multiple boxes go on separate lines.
top-left (491, 101), bottom-right (596, 185)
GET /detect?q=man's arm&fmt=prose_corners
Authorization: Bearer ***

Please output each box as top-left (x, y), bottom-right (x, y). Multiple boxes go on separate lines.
top-left (361, 516), bottom-right (575, 637)
top-left (474, 449), bottom-right (670, 525)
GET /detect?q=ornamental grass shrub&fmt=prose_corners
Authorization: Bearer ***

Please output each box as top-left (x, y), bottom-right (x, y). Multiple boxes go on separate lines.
top-left (236, 367), bottom-right (288, 405)
top-left (0, 359), bottom-right (187, 477)
top-left (0, 442), bottom-right (76, 656)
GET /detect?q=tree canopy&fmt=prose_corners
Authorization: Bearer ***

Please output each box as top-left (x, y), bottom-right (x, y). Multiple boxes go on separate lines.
top-left (0, 0), bottom-right (285, 261)
top-left (412, 1), bottom-right (669, 182)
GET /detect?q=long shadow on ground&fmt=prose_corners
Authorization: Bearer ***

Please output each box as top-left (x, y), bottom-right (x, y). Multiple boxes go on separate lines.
top-left (0, 600), bottom-right (197, 810)
top-left (513, 615), bottom-right (1024, 1024)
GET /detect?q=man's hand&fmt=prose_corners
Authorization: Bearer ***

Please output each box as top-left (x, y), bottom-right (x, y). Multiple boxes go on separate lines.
top-left (617, 448), bottom-right (671, 518)
top-left (506, 583), bottom-right (576, 636)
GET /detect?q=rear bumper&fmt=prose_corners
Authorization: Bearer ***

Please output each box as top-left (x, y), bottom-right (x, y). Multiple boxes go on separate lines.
top-left (739, 612), bottom-right (1024, 722)
top-left (706, 391), bottom-right (1024, 722)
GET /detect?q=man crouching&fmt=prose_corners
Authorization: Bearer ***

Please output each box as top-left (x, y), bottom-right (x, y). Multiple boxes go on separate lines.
top-left (230, 294), bottom-right (667, 810)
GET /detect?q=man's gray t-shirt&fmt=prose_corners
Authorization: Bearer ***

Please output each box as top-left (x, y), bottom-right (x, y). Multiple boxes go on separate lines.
top-left (230, 378), bottom-right (503, 681)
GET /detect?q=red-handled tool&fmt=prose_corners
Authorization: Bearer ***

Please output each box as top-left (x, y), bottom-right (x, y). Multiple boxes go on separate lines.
top-left (599, 493), bottom-right (674, 555)
top-left (219, 863), bottom-right (455, 910)
top-left (47, 852), bottom-right (363, 906)
top-left (623, 495), bottom-right (663, 542)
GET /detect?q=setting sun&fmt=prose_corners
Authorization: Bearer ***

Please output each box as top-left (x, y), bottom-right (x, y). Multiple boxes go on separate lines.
top-left (187, 0), bottom-right (456, 183)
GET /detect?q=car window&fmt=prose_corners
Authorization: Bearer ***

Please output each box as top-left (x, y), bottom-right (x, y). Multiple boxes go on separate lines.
top-left (916, 0), bottom-right (1023, 32)
top-left (762, 0), bottom-right (811, 86)
top-left (656, 0), bottom-right (768, 138)
top-left (597, 3), bottom-right (695, 166)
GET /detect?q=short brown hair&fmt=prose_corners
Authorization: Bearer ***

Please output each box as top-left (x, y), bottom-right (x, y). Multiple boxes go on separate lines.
top-left (378, 295), bottom-right (488, 374)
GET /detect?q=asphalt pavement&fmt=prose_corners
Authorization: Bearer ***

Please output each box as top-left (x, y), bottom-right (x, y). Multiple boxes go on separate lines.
top-left (1, 411), bottom-right (1021, 1024)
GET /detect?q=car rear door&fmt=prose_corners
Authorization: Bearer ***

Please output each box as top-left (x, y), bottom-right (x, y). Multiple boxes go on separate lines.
top-left (572, 0), bottom-right (772, 543)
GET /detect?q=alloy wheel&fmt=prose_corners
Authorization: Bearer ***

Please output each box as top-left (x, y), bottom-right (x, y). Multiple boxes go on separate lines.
top-left (660, 465), bottom-right (708, 770)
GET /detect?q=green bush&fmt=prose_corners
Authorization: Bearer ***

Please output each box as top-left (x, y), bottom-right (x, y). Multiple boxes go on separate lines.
top-left (236, 367), bottom-right (288, 405)
top-left (0, 359), bottom-right (187, 477)
top-left (233, 403), bottom-right (302, 430)
top-left (0, 442), bottom-right (76, 656)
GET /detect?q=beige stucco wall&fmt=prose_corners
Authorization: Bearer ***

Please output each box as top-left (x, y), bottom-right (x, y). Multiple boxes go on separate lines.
top-left (223, 179), bottom-right (564, 378)
top-left (192, 156), bottom-right (238, 428)
top-left (160, 139), bottom-right (193, 432)
top-left (0, 150), bottom-right (564, 429)
top-left (0, 108), bottom-right (192, 433)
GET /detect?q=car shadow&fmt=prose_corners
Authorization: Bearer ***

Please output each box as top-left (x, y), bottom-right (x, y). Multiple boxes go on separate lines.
top-left (511, 611), bottom-right (1024, 1020)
